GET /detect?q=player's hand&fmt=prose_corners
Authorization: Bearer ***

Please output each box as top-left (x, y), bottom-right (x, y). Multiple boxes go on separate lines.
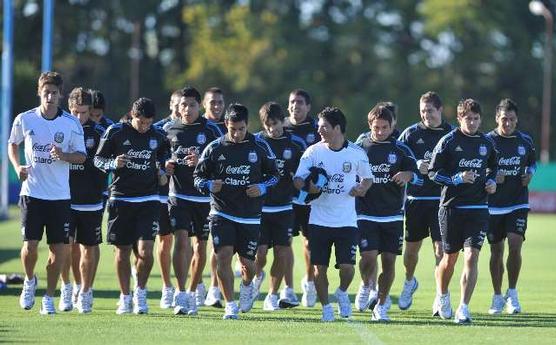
top-left (17, 165), bottom-right (30, 181)
top-left (485, 180), bottom-right (497, 194)
top-left (185, 151), bottom-right (198, 167)
top-left (349, 183), bottom-right (367, 197)
top-left (307, 180), bottom-right (322, 194)
top-left (209, 179), bottom-right (223, 193)
top-left (392, 171), bottom-right (413, 186)
top-left (461, 170), bottom-right (476, 184)
top-left (115, 154), bottom-right (130, 168)
top-left (416, 160), bottom-right (429, 175)
top-left (496, 171), bottom-right (505, 184)
top-left (246, 184), bottom-right (264, 198)
top-left (49, 145), bottom-right (64, 161)
top-left (521, 173), bottom-right (533, 187)
top-left (165, 160), bottom-right (176, 176)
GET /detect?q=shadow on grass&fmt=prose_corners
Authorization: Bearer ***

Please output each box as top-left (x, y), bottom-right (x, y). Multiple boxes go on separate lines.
top-left (0, 249), bottom-right (21, 265)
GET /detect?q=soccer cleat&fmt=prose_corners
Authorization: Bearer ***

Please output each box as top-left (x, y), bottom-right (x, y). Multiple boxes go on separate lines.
top-left (116, 294), bottom-right (133, 315)
top-left (77, 290), bottom-right (93, 314)
top-left (72, 283), bottom-right (81, 305)
top-left (133, 287), bottom-right (149, 314)
top-left (223, 302), bottom-right (239, 320)
top-left (355, 282), bottom-right (371, 312)
top-left (195, 282), bottom-right (207, 307)
top-left (454, 304), bottom-right (472, 324)
top-left (398, 277), bottom-right (419, 310)
top-left (252, 271), bottom-right (266, 302)
top-left (239, 281), bottom-right (255, 313)
top-left (263, 293), bottom-right (280, 311)
top-left (335, 288), bottom-right (352, 318)
top-left (432, 295), bottom-right (440, 317)
top-left (19, 275), bottom-right (37, 310)
top-left (204, 286), bottom-right (223, 308)
top-left (187, 291), bottom-right (198, 316)
top-left (488, 294), bottom-right (506, 314)
top-left (321, 303), bottom-right (335, 322)
top-left (40, 295), bottom-right (56, 315)
top-left (278, 287), bottom-right (300, 308)
top-left (173, 291), bottom-right (189, 315)
top-left (505, 289), bottom-right (521, 314)
top-left (160, 286), bottom-right (175, 309)
top-left (371, 303), bottom-right (390, 322)
top-left (438, 293), bottom-right (453, 319)
top-left (368, 289), bottom-right (379, 311)
top-left (301, 278), bottom-right (317, 307)
top-left (58, 282), bottom-right (74, 312)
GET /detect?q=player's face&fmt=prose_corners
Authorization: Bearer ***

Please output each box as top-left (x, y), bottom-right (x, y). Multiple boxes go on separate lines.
top-left (263, 118), bottom-right (284, 139)
top-left (70, 104), bottom-right (90, 125)
top-left (90, 108), bottom-right (103, 123)
top-left (458, 111), bottom-right (481, 135)
top-left (496, 110), bottom-right (518, 136)
top-left (131, 115), bottom-right (153, 134)
top-left (179, 96), bottom-right (200, 124)
top-left (288, 94), bottom-right (310, 123)
top-left (203, 92), bottom-right (225, 120)
top-left (317, 117), bottom-right (339, 143)
top-left (370, 118), bottom-right (393, 142)
top-left (226, 120), bottom-right (247, 143)
top-left (38, 84), bottom-right (62, 110)
top-left (420, 101), bottom-right (442, 128)
top-left (170, 95), bottom-right (180, 118)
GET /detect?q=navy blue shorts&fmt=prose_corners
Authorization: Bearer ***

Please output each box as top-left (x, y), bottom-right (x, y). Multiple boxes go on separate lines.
top-left (358, 219), bottom-right (403, 255)
top-left (438, 207), bottom-right (488, 254)
top-left (308, 224), bottom-right (357, 268)
top-left (209, 215), bottom-right (259, 261)
top-left (106, 200), bottom-right (159, 246)
top-left (488, 209), bottom-right (528, 244)
top-left (260, 210), bottom-right (294, 247)
top-left (69, 209), bottom-right (103, 246)
top-left (404, 199), bottom-right (441, 242)
top-left (19, 196), bottom-right (70, 244)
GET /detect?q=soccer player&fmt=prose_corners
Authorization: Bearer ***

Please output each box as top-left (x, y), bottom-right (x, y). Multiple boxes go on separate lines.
top-left (194, 103), bottom-right (279, 320)
top-left (253, 102), bottom-right (305, 310)
top-left (89, 90), bottom-right (114, 130)
top-left (354, 104), bottom-right (420, 321)
top-left (62, 87), bottom-right (106, 313)
top-left (294, 107), bottom-right (373, 322)
top-left (397, 91), bottom-right (453, 310)
top-left (163, 87), bottom-right (222, 315)
top-left (94, 97), bottom-right (169, 315)
top-left (8, 72), bottom-right (86, 315)
top-left (284, 88), bottom-right (320, 307)
top-left (201, 86), bottom-right (226, 307)
top-left (154, 89), bottom-right (183, 309)
top-left (429, 98), bottom-right (497, 324)
top-left (487, 99), bottom-right (536, 314)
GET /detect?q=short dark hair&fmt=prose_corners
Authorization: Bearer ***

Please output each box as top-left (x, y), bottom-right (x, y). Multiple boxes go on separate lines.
top-left (317, 106), bottom-right (346, 133)
top-left (496, 98), bottom-right (518, 117)
top-left (68, 87), bottom-right (92, 108)
top-left (367, 104), bottom-right (394, 126)
top-left (204, 87), bottom-right (223, 99)
top-left (225, 103), bottom-right (248, 123)
top-left (91, 90), bottom-right (106, 110)
top-left (259, 102), bottom-right (285, 124)
top-left (420, 91), bottom-right (442, 109)
top-left (131, 97), bottom-right (156, 118)
top-left (182, 86), bottom-right (201, 103)
top-left (377, 101), bottom-right (397, 120)
top-left (38, 71), bottom-right (63, 93)
top-left (457, 98), bottom-right (481, 117)
top-left (289, 88), bottom-right (311, 105)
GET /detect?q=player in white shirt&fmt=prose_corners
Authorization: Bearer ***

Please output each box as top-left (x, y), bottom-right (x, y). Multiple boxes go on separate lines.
top-left (8, 72), bottom-right (87, 315)
top-left (294, 107), bottom-right (373, 322)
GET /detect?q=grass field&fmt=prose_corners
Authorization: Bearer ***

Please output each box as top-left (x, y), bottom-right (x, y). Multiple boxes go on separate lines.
top-left (1, 206), bottom-right (555, 345)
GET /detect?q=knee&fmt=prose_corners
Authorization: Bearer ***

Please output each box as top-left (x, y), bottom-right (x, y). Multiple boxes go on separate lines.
top-left (274, 247), bottom-right (288, 261)
top-left (23, 241), bottom-right (39, 253)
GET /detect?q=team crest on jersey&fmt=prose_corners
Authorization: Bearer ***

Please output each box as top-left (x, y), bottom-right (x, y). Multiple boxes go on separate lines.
top-left (149, 138), bottom-right (158, 150)
top-left (54, 131), bottom-right (64, 144)
top-left (283, 148), bottom-right (292, 160)
top-left (479, 144), bottom-right (487, 156)
top-left (306, 133), bottom-right (316, 144)
top-left (388, 153), bottom-right (397, 164)
top-left (518, 145), bottom-right (526, 156)
top-left (196, 133), bottom-right (206, 145)
top-left (248, 150), bottom-right (258, 163)
top-left (343, 161), bottom-right (352, 173)
top-left (85, 137), bottom-right (95, 149)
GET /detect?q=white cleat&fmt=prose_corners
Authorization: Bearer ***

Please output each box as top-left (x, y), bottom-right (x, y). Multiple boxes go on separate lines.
top-left (301, 278), bottom-right (317, 307)
top-left (76, 289), bottom-right (93, 314)
top-left (368, 289), bottom-right (379, 311)
top-left (335, 288), bottom-right (352, 318)
top-left (279, 287), bottom-right (300, 308)
top-left (116, 294), bottom-right (133, 315)
top-left (454, 304), bottom-right (472, 324)
top-left (40, 295), bottom-right (56, 315)
top-left (371, 303), bottom-right (390, 322)
top-left (263, 293), bottom-right (280, 311)
top-left (321, 303), bottom-right (335, 322)
top-left (223, 302), bottom-right (239, 320)
top-left (173, 291), bottom-right (189, 315)
top-left (195, 282), bottom-right (207, 307)
top-left (133, 287), bottom-right (149, 314)
top-left (355, 282), bottom-right (371, 312)
top-left (239, 281), bottom-right (255, 313)
top-left (438, 293), bottom-right (453, 320)
top-left (160, 286), bottom-right (175, 309)
top-left (72, 283), bottom-right (81, 306)
top-left (488, 294), bottom-right (506, 314)
top-left (204, 286), bottom-right (223, 308)
top-left (187, 291), bottom-right (198, 316)
top-left (398, 277), bottom-right (419, 310)
top-left (505, 289), bottom-right (521, 314)
top-left (58, 282), bottom-right (73, 312)
top-left (252, 271), bottom-right (266, 302)
top-left (19, 276), bottom-right (37, 310)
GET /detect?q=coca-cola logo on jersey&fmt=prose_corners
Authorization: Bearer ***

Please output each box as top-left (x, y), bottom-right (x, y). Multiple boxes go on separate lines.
top-left (32, 143), bottom-right (53, 152)
top-left (329, 173), bottom-right (344, 183)
top-left (423, 150), bottom-right (433, 160)
top-left (458, 158), bottom-right (483, 168)
top-left (371, 164), bottom-right (391, 173)
top-left (126, 149), bottom-right (152, 159)
top-left (498, 156), bottom-right (521, 166)
top-left (225, 165), bottom-right (251, 175)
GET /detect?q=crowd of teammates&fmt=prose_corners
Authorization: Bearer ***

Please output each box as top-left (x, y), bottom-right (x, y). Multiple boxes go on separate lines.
top-left (9, 72), bottom-right (536, 324)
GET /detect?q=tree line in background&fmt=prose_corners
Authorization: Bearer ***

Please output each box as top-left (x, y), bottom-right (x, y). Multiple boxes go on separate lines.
top-left (3, 0), bottom-right (554, 153)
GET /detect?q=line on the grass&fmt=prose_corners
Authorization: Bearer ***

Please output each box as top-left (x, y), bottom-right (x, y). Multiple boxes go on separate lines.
top-left (347, 320), bottom-right (385, 345)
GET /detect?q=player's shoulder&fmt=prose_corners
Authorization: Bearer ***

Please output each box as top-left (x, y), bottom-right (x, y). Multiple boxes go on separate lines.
top-left (253, 133), bottom-right (276, 158)
top-left (204, 118), bottom-right (223, 137)
top-left (290, 133), bottom-right (307, 151)
top-left (60, 111), bottom-right (84, 131)
top-left (394, 139), bottom-right (416, 157)
top-left (399, 122), bottom-right (421, 139)
top-left (347, 140), bottom-right (367, 156)
top-left (515, 130), bottom-right (534, 147)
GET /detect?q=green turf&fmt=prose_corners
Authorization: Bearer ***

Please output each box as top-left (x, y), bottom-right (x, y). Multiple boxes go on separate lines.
top-left (1, 207), bottom-right (555, 344)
